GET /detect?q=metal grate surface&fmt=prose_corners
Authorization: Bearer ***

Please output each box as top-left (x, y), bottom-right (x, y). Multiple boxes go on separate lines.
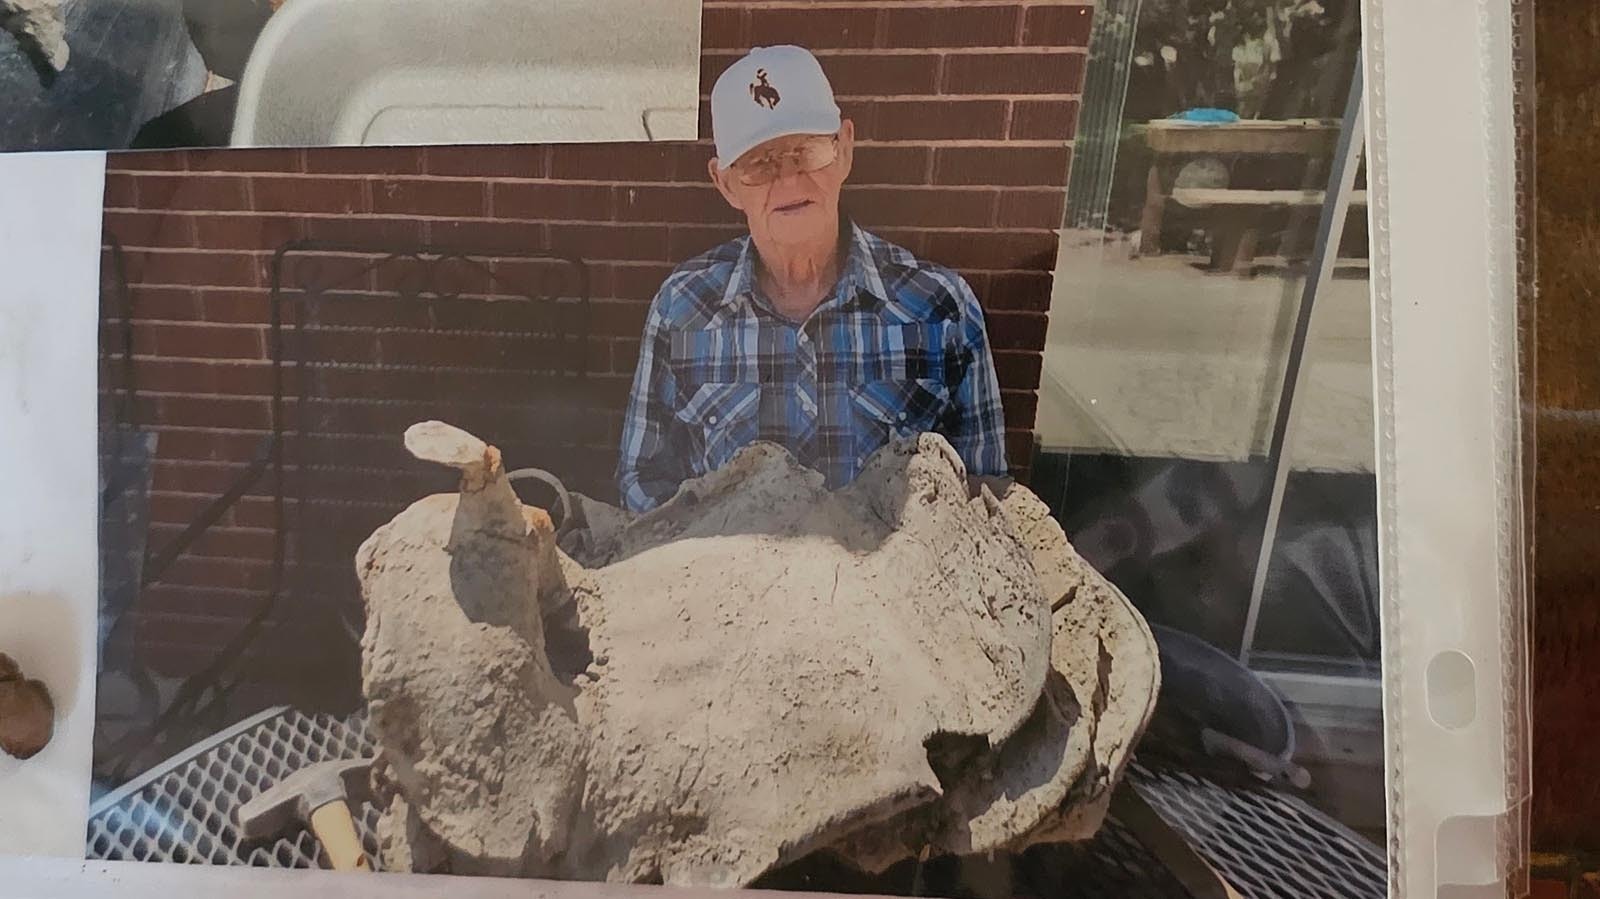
top-left (1132, 764), bottom-right (1388, 899)
top-left (87, 707), bottom-right (381, 868)
top-left (86, 707), bottom-right (1386, 898)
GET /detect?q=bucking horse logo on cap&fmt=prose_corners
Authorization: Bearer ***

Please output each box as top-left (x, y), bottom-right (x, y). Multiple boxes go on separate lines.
top-left (750, 68), bottom-right (781, 109)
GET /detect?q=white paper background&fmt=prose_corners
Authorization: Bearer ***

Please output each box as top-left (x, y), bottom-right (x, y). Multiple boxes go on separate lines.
top-left (0, 1), bottom-right (1529, 888)
top-left (0, 150), bottom-right (106, 856)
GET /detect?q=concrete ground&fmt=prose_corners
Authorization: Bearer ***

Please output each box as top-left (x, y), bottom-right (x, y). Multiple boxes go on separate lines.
top-left (1037, 231), bottom-right (1376, 474)
top-left (1036, 230), bottom-right (1385, 843)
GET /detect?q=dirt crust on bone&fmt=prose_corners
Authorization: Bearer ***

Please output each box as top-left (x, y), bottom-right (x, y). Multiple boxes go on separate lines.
top-left (358, 422), bottom-right (1157, 885)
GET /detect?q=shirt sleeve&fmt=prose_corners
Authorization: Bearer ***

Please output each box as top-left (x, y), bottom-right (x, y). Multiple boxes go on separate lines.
top-left (616, 288), bottom-right (690, 513)
top-left (943, 275), bottom-right (1010, 477)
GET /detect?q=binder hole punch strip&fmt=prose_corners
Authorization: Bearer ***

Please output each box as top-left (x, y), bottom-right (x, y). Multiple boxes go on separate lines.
top-left (1425, 651), bottom-right (1477, 732)
top-left (1367, 0), bottom-right (1533, 896)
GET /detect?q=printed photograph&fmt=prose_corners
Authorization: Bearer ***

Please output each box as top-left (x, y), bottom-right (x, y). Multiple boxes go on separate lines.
top-left (85, 2), bottom-right (1384, 897)
top-left (0, 0), bottom-right (700, 151)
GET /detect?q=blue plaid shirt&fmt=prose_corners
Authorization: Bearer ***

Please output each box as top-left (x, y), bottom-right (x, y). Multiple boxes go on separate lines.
top-left (617, 222), bottom-right (1008, 513)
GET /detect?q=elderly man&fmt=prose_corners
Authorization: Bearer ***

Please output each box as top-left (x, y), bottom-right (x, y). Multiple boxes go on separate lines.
top-left (617, 45), bottom-right (1008, 513)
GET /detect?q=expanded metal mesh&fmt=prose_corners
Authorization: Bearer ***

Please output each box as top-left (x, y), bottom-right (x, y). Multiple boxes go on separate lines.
top-left (86, 708), bottom-right (380, 869)
top-left (86, 707), bottom-right (1385, 899)
top-left (1132, 764), bottom-right (1388, 899)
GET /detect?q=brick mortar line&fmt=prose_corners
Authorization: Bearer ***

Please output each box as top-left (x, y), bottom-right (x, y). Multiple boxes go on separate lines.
top-left (145, 456), bottom-right (274, 468)
top-left (842, 140), bottom-right (1076, 148)
top-left (115, 279), bottom-right (279, 291)
top-left (129, 384), bottom-right (1040, 404)
top-left (704, 0), bottom-right (1088, 9)
top-left (134, 431), bottom-right (617, 451)
top-left (119, 280), bottom-right (1054, 297)
top-left (131, 318), bottom-right (644, 335)
top-left (121, 269), bottom-right (1056, 291)
top-left (139, 394), bottom-right (628, 409)
top-left (147, 520), bottom-right (275, 536)
top-left (845, 97), bottom-right (1079, 106)
top-left (135, 421), bottom-right (1036, 440)
top-left (118, 361), bottom-right (1030, 379)
top-left (115, 296), bottom-right (1045, 314)
top-left (108, 121), bottom-right (1086, 175)
top-left (121, 359), bottom-right (528, 374)
top-left (714, 94), bottom-right (1085, 103)
top-left (154, 145), bottom-right (1078, 177)
top-left (119, 321), bottom-right (267, 329)
top-left (709, 93), bottom-right (1084, 103)
top-left (137, 425), bottom-right (629, 444)
top-left (719, 47), bottom-right (1088, 57)
top-left (138, 614), bottom-right (283, 628)
top-left (135, 597), bottom-right (277, 608)
top-left (138, 612), bottom-right (288, 628)
top-left (360, 179), bottom-right (376, 237)
top-left (115, 226), bottom-right (1060, 252)
top-left (141, 490), bottom-right (277, 501)
top-left (136, 423), bottom-right (1033, 445)
top-left (112, 176), bottom-right (1073, 196)
top-left (116, 293), bottom-right (1047, 311)
top-left (124, 312), bottom-right (1044, 336)
top-left (106, 125), bottom-right (1081, 180)
top-left (927, 57), bottom-right (948, 180)
top-left (123, 354), bottom-right (1038, 374)
top-left (113, 263), bottom-right (1057, 278)
top-left (730, 80), bottom-right (1080, 100)
top-left (143, 455), bottom-right (588, 480)
top-left (110, 187), bottom-right (1072, 210)
top-left (118, 359), bottom-right (636, 380)
top-left (703, 45), bottom-right (1090, 54)
top-left (120, 353), bottom-right (639, 367)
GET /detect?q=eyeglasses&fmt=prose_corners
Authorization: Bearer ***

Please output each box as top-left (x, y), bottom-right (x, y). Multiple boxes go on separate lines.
top-left (731, 135), bottom-right (840, 186)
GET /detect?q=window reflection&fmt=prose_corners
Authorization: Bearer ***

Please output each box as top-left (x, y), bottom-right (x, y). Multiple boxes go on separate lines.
top-left (1037, 0), bottom-right (1382, 842)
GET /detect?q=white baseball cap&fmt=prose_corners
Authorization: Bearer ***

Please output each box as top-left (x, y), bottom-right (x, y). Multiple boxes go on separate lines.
top-left (711, 45), bottom-right (842, 168)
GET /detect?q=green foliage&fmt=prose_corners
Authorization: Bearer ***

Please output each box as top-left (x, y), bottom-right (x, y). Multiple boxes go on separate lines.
top-left (1130, 0), bottom-right (1350, 119)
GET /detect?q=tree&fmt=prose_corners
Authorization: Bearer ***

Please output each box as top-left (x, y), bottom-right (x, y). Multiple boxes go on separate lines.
top-left (1129, 0), bottom-right (1352, 120)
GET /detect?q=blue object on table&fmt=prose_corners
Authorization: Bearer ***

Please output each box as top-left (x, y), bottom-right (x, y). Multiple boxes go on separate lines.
top-left (1170, 108), bottom-right (1241, 124)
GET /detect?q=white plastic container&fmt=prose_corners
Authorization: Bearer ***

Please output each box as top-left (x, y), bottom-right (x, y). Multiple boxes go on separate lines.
top-left (230, 0), bottom-right (701, 147)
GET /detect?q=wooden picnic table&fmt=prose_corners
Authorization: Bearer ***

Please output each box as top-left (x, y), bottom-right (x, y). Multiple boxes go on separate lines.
top-left (1138, 118), bottom-right (1344, 266)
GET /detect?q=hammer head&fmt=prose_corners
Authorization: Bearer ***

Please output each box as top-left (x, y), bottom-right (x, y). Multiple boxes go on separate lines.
top-left (236, 757), bottom-right (375, 841)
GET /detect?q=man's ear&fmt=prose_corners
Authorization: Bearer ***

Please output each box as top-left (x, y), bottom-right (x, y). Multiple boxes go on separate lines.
top-left (708, 158), bottom-right (746, 212)
top-left (836, 119), bottom-right (856, 182)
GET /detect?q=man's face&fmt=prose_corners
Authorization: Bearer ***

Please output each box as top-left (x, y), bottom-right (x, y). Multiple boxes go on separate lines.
top-left (709, 120), bottom-right (855, 251)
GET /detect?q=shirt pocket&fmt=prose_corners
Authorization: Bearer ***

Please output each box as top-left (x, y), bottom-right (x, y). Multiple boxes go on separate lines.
top-left (675, 380), bottom-right (761, 473)
top-left (850, 378), bottom-right (950, 444)
top-left (667, 329), bottom-right (747, 385)
top-left (851, 322), bottom-right (948, 383)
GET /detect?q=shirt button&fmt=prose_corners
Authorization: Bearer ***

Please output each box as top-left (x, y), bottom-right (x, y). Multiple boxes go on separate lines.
top-left (709, 415), bottom-right (719, 425)
top-left (898, 411), bottom-right (908, 421)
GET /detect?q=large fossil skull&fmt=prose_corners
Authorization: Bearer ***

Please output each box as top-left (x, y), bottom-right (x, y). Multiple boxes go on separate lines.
top-left (357, 422), bottom-right (1158, 885)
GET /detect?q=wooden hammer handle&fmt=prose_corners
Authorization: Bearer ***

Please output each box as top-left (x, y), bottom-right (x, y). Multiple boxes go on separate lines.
top-left (309, 800), bottom-right (370, 871)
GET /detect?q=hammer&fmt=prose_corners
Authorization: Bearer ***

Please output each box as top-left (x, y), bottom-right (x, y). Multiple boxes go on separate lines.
top-left (236, 757), bottom-right (376, 870)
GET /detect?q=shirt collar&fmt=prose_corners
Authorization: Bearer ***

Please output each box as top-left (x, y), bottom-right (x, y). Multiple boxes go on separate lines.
top-left (727, 217), bottom-right (890, 320)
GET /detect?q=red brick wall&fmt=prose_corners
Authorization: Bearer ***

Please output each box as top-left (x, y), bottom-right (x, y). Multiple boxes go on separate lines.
top-left (101, 0), bottom-right (1090, 681)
